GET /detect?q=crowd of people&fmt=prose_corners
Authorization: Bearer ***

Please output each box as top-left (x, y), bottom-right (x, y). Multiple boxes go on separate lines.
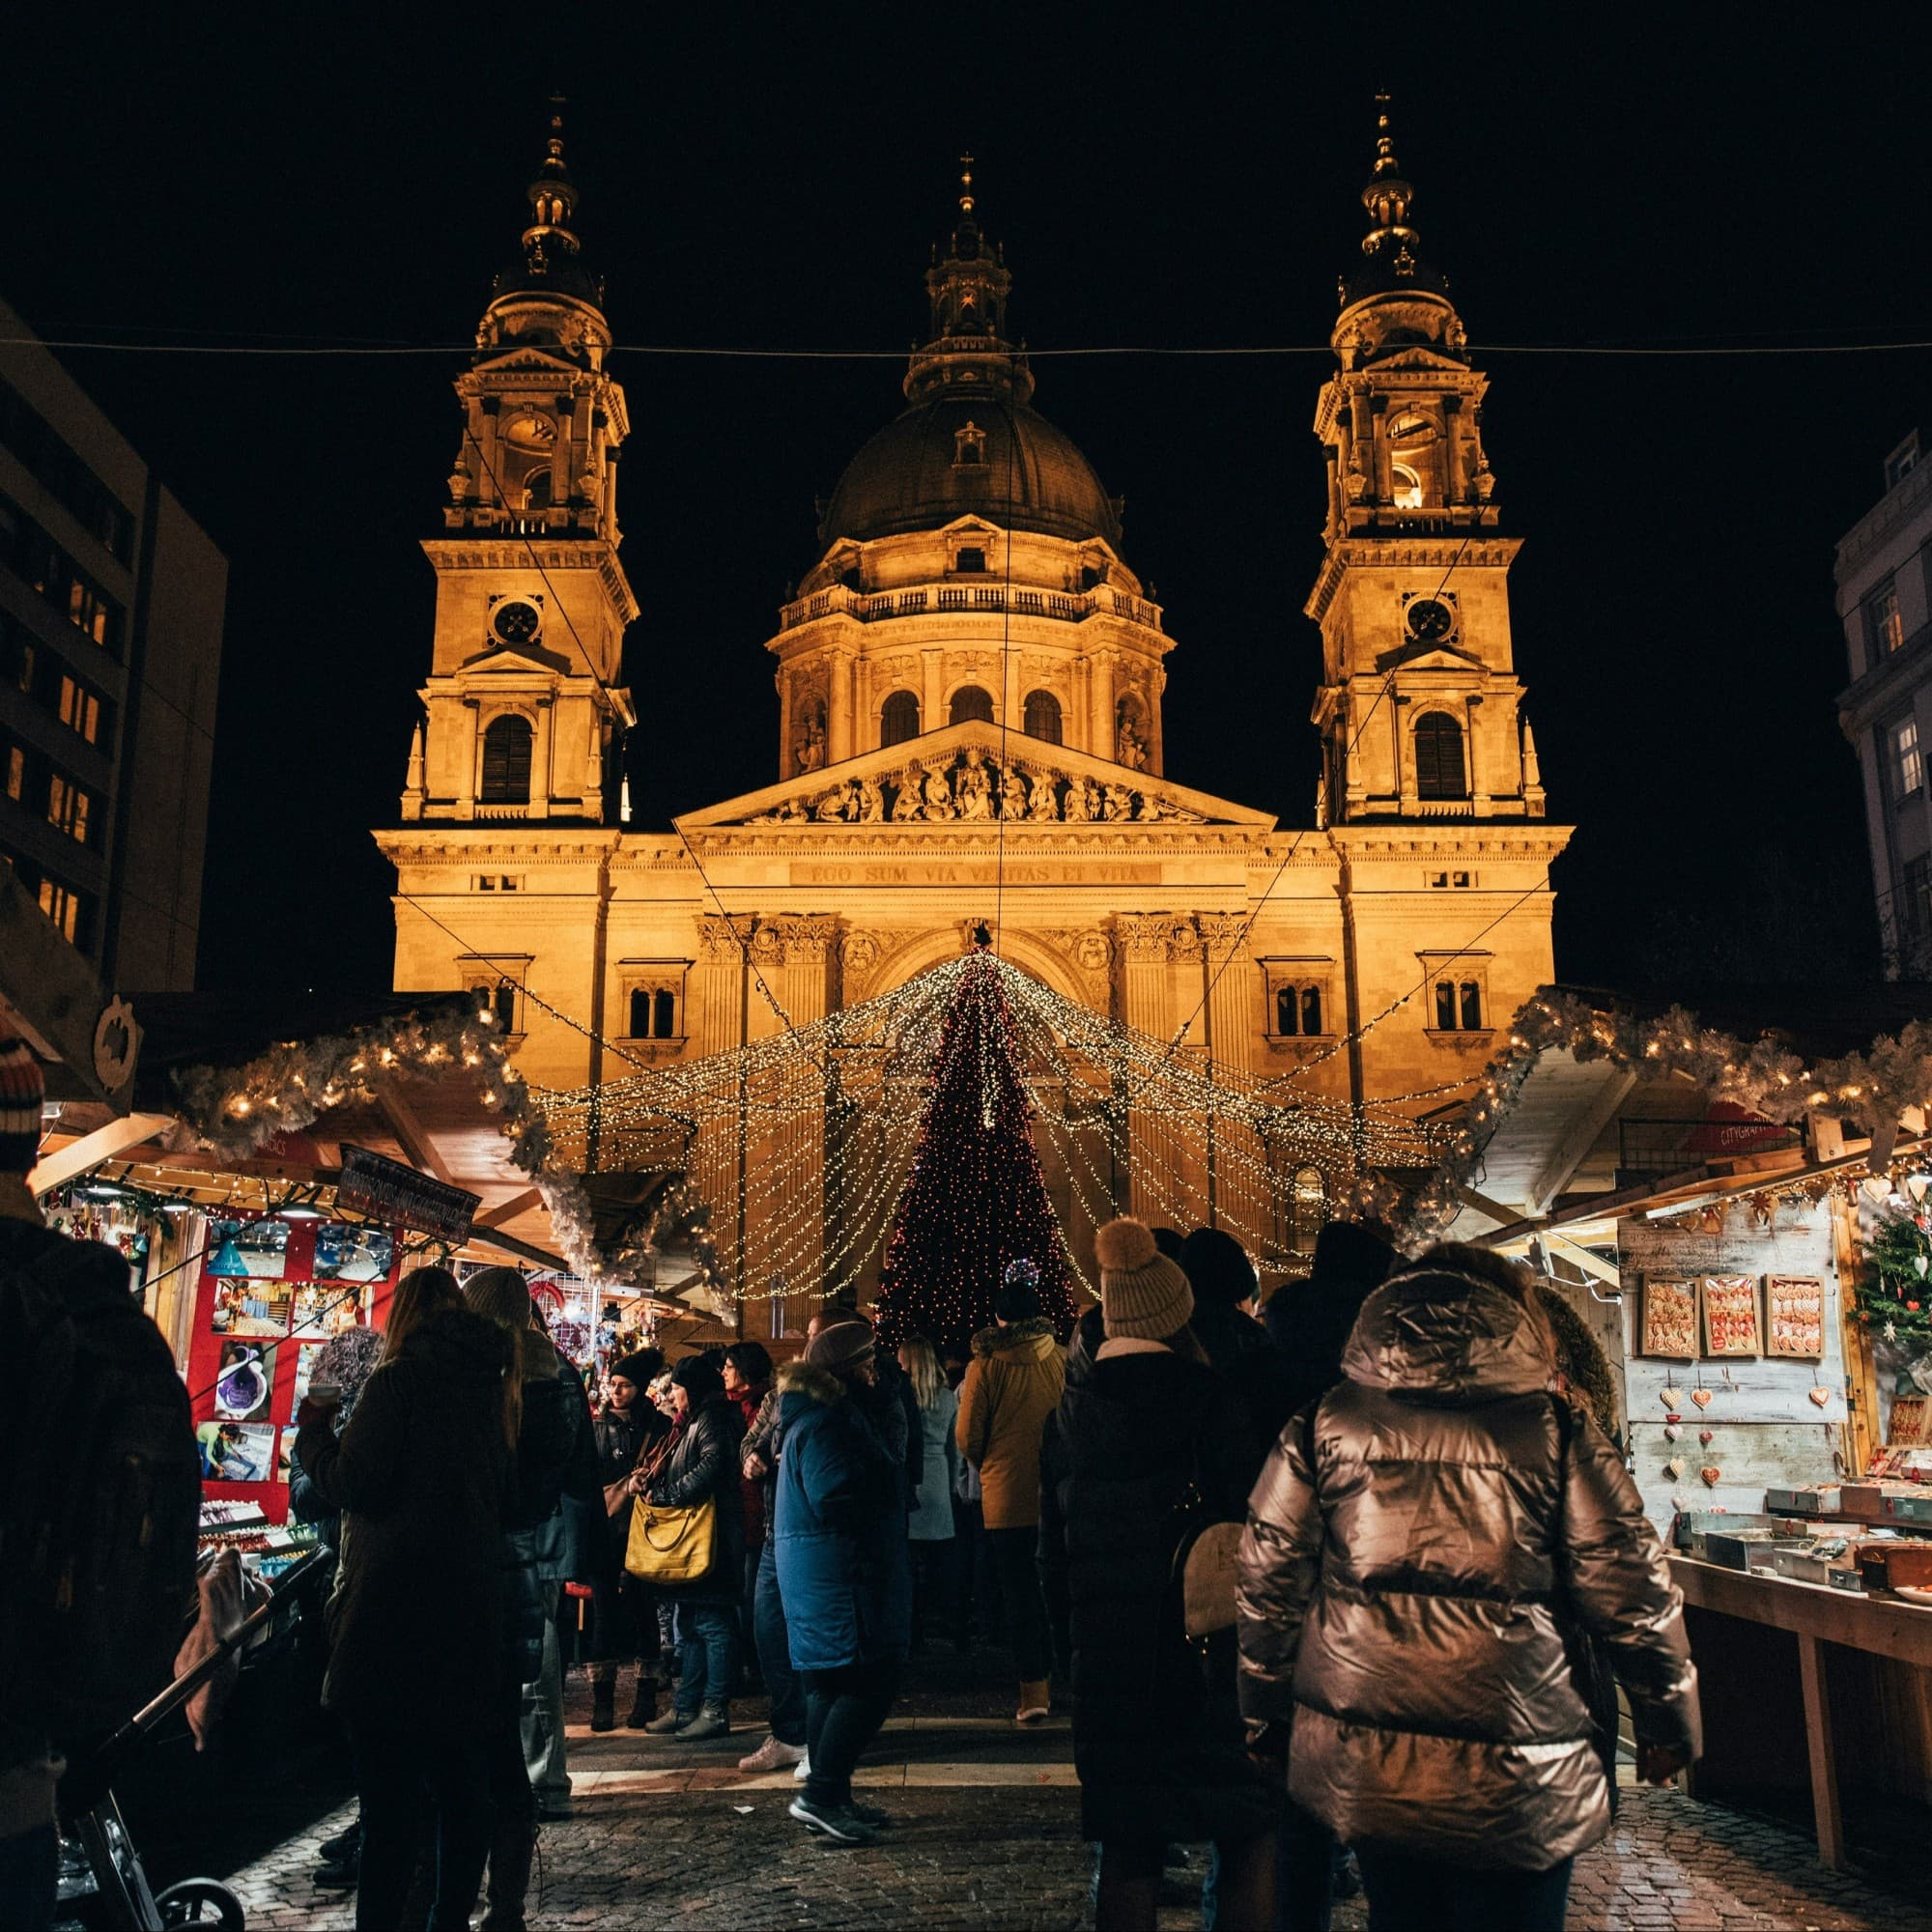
top-left (1, 1008), bottom-right (1702, 1932)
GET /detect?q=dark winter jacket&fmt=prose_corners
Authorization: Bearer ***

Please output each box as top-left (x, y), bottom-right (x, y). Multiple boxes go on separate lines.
top-left (957, 1317), bottom-right (1065, 1529)
top-left (644, 1393), bottom-right (746, 1605)
top-left (772, 1361), bottom-right (912, 1671)
top-left (295, 1306), bottom-right (515, 1737)
top-left (592, 1396), bottom-right (670, 1568)
top-left (1237, 1262), bottom-right (1702, 1872)
top-left (1039, 1335), bottom-right (1275, 1845)
top-left (1188, 1299), bottom-right (1296, 1462)
top-left (732, 1379), bottom-right (771, 1550)
top-left (500, 1371), bottom-right (580, 1681)
top-left (545, 1355), bottom-right (602, 1584)
top-left (874, 1350), bottom-right (924, 1503)
top-left (1263, 1220), bottom-right (1396, 1426)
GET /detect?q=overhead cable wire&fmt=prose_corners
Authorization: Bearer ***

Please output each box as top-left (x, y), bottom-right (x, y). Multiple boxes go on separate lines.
top-left (11, 333), bottom-right (1932, 359)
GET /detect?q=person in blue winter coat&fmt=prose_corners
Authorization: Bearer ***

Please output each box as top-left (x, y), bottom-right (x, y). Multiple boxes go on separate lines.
top-left (772, 1318), bottom-right (911, 1846)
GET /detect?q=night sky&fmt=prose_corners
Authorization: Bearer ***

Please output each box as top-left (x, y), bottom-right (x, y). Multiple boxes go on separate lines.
top-left (11, 12), bottom-right (1930, 1004)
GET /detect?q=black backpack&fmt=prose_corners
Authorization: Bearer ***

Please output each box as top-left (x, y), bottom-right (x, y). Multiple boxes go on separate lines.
top-left (0, 1219), bottom-right (201, 1743)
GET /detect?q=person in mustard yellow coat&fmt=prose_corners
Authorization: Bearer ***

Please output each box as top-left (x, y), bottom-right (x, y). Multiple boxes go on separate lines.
top-left (954, 1262), bottom-right (1065, 1721)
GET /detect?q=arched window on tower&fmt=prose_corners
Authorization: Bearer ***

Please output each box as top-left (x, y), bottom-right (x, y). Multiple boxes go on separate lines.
top-left (523, 469), bottom-right (553, 512)
top-left (880, 690), bottom-right (921, 746)
top-left (950, 686), bottom-right (994, 725)
top-left (1390, 463), bottom-right (1424, 509)
top-left (1291, 1166), bottom-right (1327, 1255)
top-left (1022, 690), bottom-right (1063, 743)
top-left (1413, 713), bottom-right (1467, 801)
top-left (479, 715), bottom-right (533, 804)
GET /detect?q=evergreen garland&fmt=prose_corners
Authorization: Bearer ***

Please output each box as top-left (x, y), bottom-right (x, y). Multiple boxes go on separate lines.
top-left (1858, 1210), bottom-right (1932, 1347)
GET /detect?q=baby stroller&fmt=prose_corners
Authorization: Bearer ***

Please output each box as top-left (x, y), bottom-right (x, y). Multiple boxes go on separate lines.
top-left (57, 1548), bottom-right (329, 1930)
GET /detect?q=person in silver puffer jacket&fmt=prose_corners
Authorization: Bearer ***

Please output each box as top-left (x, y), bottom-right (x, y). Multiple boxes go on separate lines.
top-left (1236, 1243), bottom-right (1701, 1930)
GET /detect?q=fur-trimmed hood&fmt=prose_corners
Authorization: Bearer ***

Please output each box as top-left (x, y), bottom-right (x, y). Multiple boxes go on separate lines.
top-left (777, 1357), bottom-right (846, 1408)
top-left (970, 1316), bottom-right (1057, 1360)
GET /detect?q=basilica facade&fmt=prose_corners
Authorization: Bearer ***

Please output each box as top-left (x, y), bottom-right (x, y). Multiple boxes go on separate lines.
top-left (375, 113), bottom-right (1571, 1317)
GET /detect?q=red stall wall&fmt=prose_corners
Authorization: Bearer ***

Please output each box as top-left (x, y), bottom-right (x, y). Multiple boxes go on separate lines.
top-left (188, 1214), bottom-right (398, 1525)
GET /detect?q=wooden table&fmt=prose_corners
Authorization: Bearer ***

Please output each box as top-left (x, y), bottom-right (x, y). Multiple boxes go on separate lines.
top-left (1670, 1556), bottom-right (1932, 1866)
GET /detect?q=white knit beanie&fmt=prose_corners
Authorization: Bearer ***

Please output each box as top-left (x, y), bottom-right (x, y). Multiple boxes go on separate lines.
top-left (1094, 1217), bottom-right (1194, 1341)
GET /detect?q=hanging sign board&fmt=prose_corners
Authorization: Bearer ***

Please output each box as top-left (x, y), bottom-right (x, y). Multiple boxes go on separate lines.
top-left (337, 1143), bottom-right (480, 1242)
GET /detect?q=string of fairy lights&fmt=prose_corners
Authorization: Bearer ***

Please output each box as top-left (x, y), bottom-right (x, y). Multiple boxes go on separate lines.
top-left (534, 952), bottom-right (1450, 1301)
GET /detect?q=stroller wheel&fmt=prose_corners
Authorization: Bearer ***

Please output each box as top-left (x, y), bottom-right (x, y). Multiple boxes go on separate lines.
top-left (156, 1876), bottom-right (245, 1929)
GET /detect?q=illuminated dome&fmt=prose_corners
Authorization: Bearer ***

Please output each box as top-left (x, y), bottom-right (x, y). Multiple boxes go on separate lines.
top-left (820, 396), bottom-right (1122, 549)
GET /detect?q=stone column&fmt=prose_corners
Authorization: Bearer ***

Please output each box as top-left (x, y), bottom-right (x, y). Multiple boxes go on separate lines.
top-left (777, 668), bottom-right (793, 781)
top-left (922, 648), bottom-right (945, 735)
top-left (828, 651), bottom-right (856, 765)
top-left (1113, 914), bottom-right (1176, 1224)
top-left (1442, 395), bottom-right (1463, 505)
top-left (528, 696), bottom-right (554, 815)
top-left (459, 698), bottom-right (480, 817)
top-left (1091, 651), bottom-right (1116, 762)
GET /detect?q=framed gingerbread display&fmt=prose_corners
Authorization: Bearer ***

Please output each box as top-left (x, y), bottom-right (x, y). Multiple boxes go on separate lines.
top-left (1700, 1274), bottom-right (1762, 1357)
top-left (1763, 1274), bottom-right (1825, 1360)
top-left (1638, 1276), bottom-right (1699, 1359)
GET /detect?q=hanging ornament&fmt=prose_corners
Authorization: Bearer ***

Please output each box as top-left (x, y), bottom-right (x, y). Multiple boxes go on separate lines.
top-left (1663, 1424), bottom-right (1682, 1441)
top-left (1664, 1458), bottom-right (1686, 1481)
top-left (1886, 1320), bottom-right (1899, 1341)
top-left (1698, 1429), bottom-right (1714, 1446)
top-left (1808, 1387), bottom-right (1833, 1407)
top-left (1691, 1388), bottom-right (1714, 1409)
top-left (1661, 1386), bottom-right (1685, 1409)
top-left (1700, 1465), bottom-right (1722, 1488)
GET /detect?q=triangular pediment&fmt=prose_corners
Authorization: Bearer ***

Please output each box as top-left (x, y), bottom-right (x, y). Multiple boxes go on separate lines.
top-left (456, 640), bottom-right (574, 676)
top-left (469, 344), bottom-right (584, 382)
top-left (1373, 639), bottom-right (1485, 674)
top-left (675, 721), bottom-right (1275, 832)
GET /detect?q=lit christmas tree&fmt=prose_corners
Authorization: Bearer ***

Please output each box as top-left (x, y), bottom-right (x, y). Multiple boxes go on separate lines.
top-left (873, 944), bottom-right (1079, 1351)
top-left (1859, 1208), bottom-right (1932, 1349)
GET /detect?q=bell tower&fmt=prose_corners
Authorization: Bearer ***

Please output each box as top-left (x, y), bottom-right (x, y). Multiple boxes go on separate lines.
top-left (1306, 99), bottom-right (1544, 827)
top-left (402, 105), bottom-right (636, 825)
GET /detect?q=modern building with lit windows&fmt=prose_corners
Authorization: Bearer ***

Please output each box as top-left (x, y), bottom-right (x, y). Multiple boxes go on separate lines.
top-left (1835, 430), bottom-right (1932, 977)
top-left (0, 294), bottom-right (226, 988)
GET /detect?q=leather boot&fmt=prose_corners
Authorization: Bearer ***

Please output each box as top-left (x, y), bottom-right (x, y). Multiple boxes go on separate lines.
top-left (590, 1676), bottom-right (616, 1733)
top-left (1015, 1679), bottom-right (1051, 1723)
top-left (479, 1811), bottom-right (536, 1932)
top-left (625, 1675), bottom-right (658, 1728)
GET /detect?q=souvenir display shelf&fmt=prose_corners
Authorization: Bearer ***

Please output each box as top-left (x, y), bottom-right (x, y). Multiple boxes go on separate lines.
top-left (188, 1212), bottom-right (399, 1525)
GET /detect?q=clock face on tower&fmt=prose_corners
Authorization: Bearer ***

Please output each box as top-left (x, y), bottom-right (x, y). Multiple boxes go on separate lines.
top-left (492, 600), bottom-right (542, 646)
top-left (1406, 597), bottom-right (1454, 643)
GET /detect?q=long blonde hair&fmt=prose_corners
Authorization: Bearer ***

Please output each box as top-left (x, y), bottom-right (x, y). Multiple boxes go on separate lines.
top-left (379, 1265), bottom-right (463, 1364)
top-left (898, 1332), bottom-right (944, 1409)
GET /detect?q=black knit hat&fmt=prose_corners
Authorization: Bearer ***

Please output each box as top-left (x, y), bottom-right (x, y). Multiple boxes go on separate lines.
top-left (1179, 1227), bottom-right (1259, 1307)
top-left (1311, 1219), bottom-right (1398, 1293)
top-left (611, 1348), bottom-right (664, 1389)
top-left (669, 1353), bottom-right (724, 1401)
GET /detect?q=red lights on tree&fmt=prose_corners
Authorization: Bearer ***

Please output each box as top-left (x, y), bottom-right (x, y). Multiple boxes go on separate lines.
top-left (873, 948), bottom-right (1078, 1351)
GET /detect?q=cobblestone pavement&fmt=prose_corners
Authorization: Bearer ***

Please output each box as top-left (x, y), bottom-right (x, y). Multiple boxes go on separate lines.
top-left (223, 1660), bottom-right (1932, 1931)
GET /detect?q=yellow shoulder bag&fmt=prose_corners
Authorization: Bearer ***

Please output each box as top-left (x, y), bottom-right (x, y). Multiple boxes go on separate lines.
top-left (624, 1495), bottom-right (717, 1584)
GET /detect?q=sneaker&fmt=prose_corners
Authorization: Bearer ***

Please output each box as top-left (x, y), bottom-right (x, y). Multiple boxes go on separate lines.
top-left (674, 1704), bottom-right (730, 1742)
top-left (849, 1801), bottom-right (892, 1829)
top-left (794, 1749), bottom-right (811, 1782)
top-left (642, 1709), bottom-right (686, 1736)
top-left (788, 1794), bottom-right (876, 1844)
top-left (738, 1734), bottom-right (807, 1775)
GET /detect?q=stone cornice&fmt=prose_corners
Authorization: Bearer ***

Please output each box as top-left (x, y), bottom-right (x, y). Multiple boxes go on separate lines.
top-left (1303, 534), bottom-right (1521, 624)
top-left (1326, 825), bottom-right (1574, 862)
top-left (421, 536), bottom-right (639, 626)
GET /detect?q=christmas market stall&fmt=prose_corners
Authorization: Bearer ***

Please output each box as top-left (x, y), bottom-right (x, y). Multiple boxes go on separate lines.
top-left (1413, 984), bottom-right (1932, 1864)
